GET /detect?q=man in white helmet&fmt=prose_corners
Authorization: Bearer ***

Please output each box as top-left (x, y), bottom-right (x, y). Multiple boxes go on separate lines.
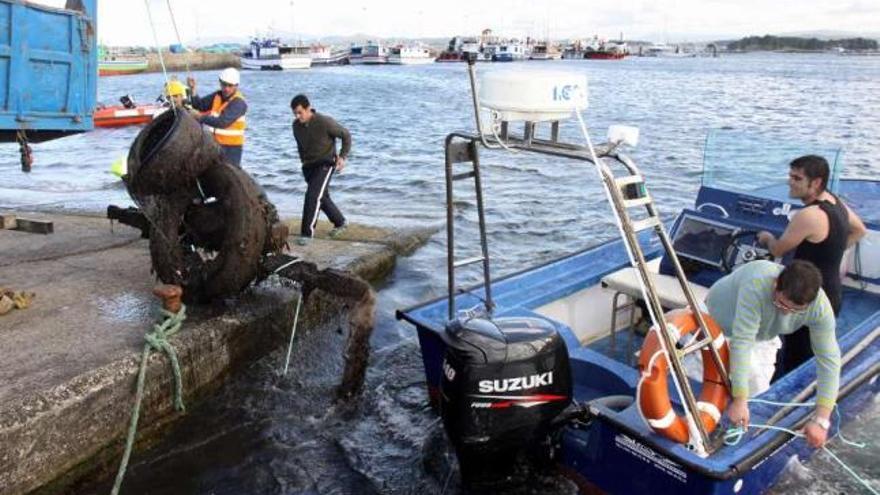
top-left (187, 68), bottom-right (248, 166)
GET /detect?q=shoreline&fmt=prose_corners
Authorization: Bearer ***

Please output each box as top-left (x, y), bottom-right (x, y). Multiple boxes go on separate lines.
top-left (145, 52), bottom-right (240, 73)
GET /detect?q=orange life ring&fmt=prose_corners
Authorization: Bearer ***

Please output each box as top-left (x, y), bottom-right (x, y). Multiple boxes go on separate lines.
top-left (636, 308), bottom-right (730, 444)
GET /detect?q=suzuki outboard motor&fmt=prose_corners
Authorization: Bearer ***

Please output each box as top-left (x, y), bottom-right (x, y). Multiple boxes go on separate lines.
top-left (440, 315), bottom-right (572, 486)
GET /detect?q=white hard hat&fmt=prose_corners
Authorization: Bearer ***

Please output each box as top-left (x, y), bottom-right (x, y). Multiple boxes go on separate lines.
top-left (218, 67), bottom-right (240, 85)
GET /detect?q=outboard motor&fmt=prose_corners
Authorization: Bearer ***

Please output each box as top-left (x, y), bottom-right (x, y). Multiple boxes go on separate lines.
top-left (440, 315), bottom-right (572, 486)
top-left (119, 94), bottom-right (137, 109)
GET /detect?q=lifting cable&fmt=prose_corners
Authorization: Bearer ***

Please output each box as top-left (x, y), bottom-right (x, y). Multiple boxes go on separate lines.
top-left (164, 0), bottom-right (191, 76)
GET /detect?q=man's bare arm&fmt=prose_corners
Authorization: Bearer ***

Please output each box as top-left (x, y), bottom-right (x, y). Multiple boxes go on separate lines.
top-left (844, 203), bottom-right (867, 247)
top-left (757, 208), bottom-right (819, 257)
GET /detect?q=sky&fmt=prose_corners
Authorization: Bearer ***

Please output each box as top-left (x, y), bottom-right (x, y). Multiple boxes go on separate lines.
top-left (42, 0), bottom-right (880, 45)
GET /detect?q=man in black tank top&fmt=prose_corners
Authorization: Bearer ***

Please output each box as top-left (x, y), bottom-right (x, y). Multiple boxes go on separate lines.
top-left (757, 155), bottom-right (867, 377)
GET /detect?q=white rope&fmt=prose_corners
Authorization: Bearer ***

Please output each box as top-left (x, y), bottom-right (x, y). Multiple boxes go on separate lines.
top-left (143, 0), bottom-right (170, 84)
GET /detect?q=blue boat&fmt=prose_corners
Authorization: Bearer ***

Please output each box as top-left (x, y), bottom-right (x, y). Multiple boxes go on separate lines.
top-left (0, 0), bottom-right (97, 143)
top-left (396, 61), bottom-right (880, 494)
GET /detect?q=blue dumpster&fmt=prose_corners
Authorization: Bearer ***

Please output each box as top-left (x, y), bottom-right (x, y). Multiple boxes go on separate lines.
top-left (0, 0), bottom-right (97, 143)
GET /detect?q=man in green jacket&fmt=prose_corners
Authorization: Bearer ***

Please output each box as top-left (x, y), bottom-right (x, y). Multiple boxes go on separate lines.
top-left (290, 94), bottom-right (351, 245)
top-left (706, 259), bottom-right (840, 448)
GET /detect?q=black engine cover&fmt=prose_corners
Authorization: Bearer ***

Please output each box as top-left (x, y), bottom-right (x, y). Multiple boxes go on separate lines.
top-left (440, 315), bottom-right (572, 482)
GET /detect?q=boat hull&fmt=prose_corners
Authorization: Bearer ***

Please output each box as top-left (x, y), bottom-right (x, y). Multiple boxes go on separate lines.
top-left (436, 53), bottom-right (464, 62)
top-left (559, 342), bottom-right (880, 495)
top-left (93, 105), bottom-right (167, 128)
top-left (584, 52), bottom-right (626, 60)
top-left (311, 51), bottom-right (350, 65)
top-left (388, 56), bottom-right (434, 65)
top-left (240, 56), bottom-right (312, 70)
top-left (98, 61), bottom-right (148, 76)
top-left (530, 53), bottom-right (562, 60)
top-left (361, 55), bottom-right (388, 65)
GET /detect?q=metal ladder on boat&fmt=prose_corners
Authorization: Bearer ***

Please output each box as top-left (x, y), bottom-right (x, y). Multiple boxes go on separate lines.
top-left (595, 151), bottom-right (731, 454)
top-left (443, 133), bottom-right (494, 320)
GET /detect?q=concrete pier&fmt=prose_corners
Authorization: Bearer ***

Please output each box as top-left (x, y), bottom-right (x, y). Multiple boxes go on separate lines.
top-left (0, 212), bottom-right (435, 495)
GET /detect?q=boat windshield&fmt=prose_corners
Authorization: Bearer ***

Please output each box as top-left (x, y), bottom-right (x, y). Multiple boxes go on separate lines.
top-left (701, 129), bottom-right (843, 201)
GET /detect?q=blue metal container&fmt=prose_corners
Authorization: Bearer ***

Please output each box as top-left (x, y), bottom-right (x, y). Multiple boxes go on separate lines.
top-left (0, 0), bottom-right (97, 143)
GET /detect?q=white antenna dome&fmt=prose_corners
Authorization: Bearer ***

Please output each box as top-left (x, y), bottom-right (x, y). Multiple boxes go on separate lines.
top-left (478, 70), bottom-right (588, 123)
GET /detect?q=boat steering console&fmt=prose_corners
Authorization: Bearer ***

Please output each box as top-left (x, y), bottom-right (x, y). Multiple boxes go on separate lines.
top-left (667, 212), bottom-right (776, 279)
top-left (721, 230), bottom-right (774, 273)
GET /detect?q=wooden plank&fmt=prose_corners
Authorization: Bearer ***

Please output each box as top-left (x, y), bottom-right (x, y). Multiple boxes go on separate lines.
top-left (13, 218), bottom-right (54, 234)
top-left (0, 214), bottom-right (17, 230)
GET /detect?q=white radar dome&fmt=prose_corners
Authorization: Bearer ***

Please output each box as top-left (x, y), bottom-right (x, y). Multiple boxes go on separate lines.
top-left (478, 70), bottom-right (588, 123)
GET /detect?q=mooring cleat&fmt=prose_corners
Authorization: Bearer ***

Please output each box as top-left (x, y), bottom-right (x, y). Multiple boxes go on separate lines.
top-left (152, 284), bottom-right (183, 313)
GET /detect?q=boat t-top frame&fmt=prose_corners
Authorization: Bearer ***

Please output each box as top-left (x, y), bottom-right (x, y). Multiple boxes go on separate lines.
top-left (444, 55), bottom-right (730, 456)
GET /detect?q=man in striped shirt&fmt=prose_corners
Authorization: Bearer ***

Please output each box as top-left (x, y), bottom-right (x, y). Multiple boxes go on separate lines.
top-left (706, 259), bottom-right (840, 448)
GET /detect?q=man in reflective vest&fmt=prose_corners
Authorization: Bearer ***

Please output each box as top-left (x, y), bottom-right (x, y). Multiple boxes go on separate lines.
top-left (187, 68), bottom-right (247, 166)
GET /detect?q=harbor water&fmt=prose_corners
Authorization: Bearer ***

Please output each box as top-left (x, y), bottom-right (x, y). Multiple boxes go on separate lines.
top-left (1, 53), bottom-right (879, 494)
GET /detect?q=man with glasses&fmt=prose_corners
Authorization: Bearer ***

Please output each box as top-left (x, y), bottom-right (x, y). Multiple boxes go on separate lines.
top-left (756, 155), bottom-right (866, 377)
top-left (706, 259), bottom-right (840, 448)
top-left (187, 68), bottom-right (248, 166)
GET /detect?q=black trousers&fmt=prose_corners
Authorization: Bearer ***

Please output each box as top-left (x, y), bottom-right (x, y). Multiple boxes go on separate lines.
top-left (221, 145), bottom-right (243, 167)
top-left (301, 163), bottom-right (345, 237)
top-left (772, 290), bottom-right (842, 382)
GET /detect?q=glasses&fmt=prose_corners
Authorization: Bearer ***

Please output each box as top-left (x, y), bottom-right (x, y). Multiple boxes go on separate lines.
top-left (772, 293), bottom-right (808, 314)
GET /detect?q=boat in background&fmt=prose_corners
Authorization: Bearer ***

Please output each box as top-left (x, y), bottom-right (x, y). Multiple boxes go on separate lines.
top-left (584, 37), bottom-right (628, 59)
top-left (643, 42), bottom-right (696, 58)
top-left (240, 38), bottom-right (312, 70)
top-left (388, 44), bottom-right (434, 65)
top-left (349, 44), bottom-right (364, 64)
top-left (98, 46), bottom-right (148, 76)
top-left (362, 41), bottom-right (388, 64)
top-left (489, 40), bottom-right (528, 61)
top-left (94, 95), bottom-right (166, 128)
top-left (310, 44), bottom-right (349, 65)
top-left (529, 41), bottom-right (562, 60)
top-left (437, 36), bottom-right (490, 62)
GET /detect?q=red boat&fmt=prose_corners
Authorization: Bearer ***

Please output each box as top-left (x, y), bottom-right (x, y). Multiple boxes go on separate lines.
top-left (584, 51), bottom-right (627, 60)
top-left (94, 104), bottom-right (166, 128)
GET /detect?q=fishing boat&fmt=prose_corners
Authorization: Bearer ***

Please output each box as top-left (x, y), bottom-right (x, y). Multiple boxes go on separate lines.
top-left (489, 40), bottom-right (527, 61)
top-left (310, 44), bottom-right (349, 65)
top-left (349, 44), bottom-right (365, 64)
top-left (388, 44), bottom-right (434, 65)
top-left (361, 41), bottom-right (388, 65)
top-left (530, 41), bottom-right (563, 60)
top-left (583, 37), bottom-right (628, 60)
top-left (98, 46), bottom-right (148, 76)
top-left (643, 42), bottom-right (696, 58)
top-left (397, 61), bottom-right (880, 494)
top-left (438, 36), bottom-right (470, 62)
top-left (240, 38), bottom-right (312, 70)
top-left (437, 37), bottom-right (491, 63)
